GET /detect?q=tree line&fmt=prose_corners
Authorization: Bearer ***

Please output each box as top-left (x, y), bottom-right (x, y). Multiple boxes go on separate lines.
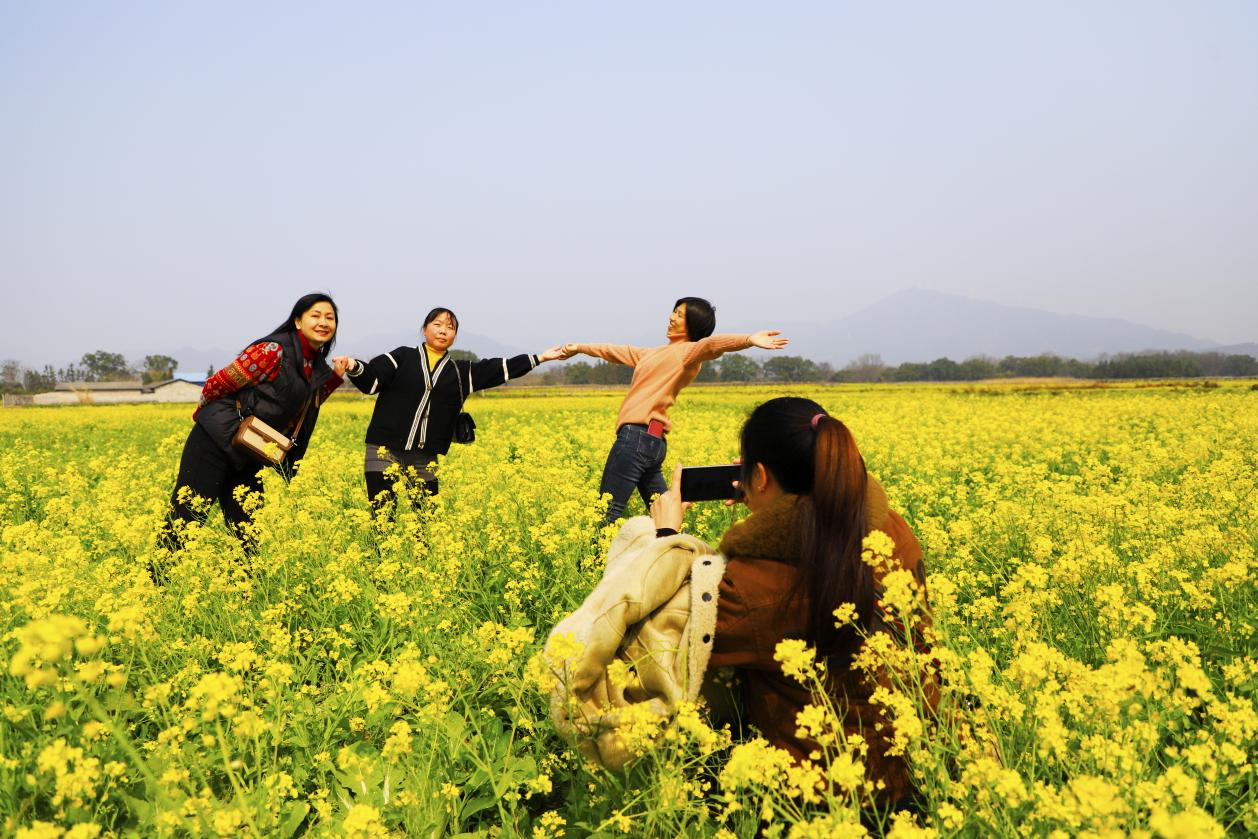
top-left (3, 348), bottom-right (1256, 396)
top-left (534, 349), bottom-right (1258, 386)
top-left (0, 352), bottom-right (184, 394)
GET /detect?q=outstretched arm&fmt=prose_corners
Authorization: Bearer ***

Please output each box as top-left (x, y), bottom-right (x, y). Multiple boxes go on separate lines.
top-left (333, 349), bottom-right (405, 396)
top-left (684, 330), bottom-right (789, 365)
top-left (561, 342), bottom-right (643, 366)
top-left (463, 352), bottom-right (544, 394)
top-left (748, 330), bottom-right (789, 351)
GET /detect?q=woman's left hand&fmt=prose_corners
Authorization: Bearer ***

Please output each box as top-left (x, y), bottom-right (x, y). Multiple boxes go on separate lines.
top-left (539, 345), bottom-right (566, 362)
top-left (651, 465), bottom-right (691, 532)
top-left (749, 330), bottom-right (789, 351)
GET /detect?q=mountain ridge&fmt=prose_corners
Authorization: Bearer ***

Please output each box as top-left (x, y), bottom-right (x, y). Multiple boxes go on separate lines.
top-left (9, 290), bottom-right (1254, 373)
top-left (725, 289), bottom-right (1225, 366)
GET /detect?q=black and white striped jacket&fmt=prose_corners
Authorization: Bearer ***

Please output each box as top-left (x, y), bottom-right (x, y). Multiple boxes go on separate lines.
top-left (346, 345), bottom-right (540, 455)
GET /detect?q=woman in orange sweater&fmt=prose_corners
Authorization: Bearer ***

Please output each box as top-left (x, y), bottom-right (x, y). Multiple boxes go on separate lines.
top-left (560, 297), bottom-right (787, 524)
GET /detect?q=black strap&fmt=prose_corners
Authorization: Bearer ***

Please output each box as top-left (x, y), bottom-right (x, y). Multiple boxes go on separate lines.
top-left (235, 390), bottom-right (314, 441)
top-left (289, 390), bottom-right (314, 441)
top-left (453, 360), bottom-right (468, 409)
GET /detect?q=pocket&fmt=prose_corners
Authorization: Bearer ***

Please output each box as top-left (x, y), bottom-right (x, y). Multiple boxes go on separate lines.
top-left (636, 432), bottom-right (664, 463)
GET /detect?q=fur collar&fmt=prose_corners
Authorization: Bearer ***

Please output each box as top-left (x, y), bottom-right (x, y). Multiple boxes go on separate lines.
top-left (717, 476), bottom-right (890, 563)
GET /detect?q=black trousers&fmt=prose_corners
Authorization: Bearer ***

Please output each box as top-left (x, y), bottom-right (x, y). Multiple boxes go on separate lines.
top-left (364, 470), bottom-right (439, 514)
top-left (160, 424), bottom-right (266, 550)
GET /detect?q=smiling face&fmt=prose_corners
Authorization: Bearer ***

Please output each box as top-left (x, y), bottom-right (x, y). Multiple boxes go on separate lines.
top-left (423, 311), bottom-right (458, 352)
top-left (294, 301), bottom-right (337, 348)
top-left (667, 302), bottom-right (688, 340)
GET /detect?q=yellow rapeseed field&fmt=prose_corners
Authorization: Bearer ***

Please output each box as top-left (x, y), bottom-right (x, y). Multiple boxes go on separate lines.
top-left (2, 382), bottom-right (1256, 837)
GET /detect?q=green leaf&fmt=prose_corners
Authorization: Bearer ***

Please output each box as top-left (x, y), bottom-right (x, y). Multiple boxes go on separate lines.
top-left (279, 801), bottom-right (311, 838)
top-left (459, 794), bottom-right (498, 820)
top-left (120, 792), bottom-right (153, 822)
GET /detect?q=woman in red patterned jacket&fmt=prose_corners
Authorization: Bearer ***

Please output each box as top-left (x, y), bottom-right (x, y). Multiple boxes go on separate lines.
top-left (158, 293), bottom-right (348, 555)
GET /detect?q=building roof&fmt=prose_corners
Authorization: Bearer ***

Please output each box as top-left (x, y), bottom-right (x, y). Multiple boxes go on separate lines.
top-left (149, 379), bottom-right (206, 389)
top-left (54, 381), bottom-right (146, 391)
top-left (52, 378), bottom-right (204, 393)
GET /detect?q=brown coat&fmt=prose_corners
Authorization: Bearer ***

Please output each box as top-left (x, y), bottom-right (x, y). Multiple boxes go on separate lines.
top-left (710, 482), bottom-right (936, 803)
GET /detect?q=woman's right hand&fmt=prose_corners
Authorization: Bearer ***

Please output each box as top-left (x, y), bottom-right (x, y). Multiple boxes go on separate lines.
top-left (725, 457), bottom-right (744, 507)
top-left (559, 343), bottom-right (581, 360)
top-left (651, 465), bottom-right (692, 532)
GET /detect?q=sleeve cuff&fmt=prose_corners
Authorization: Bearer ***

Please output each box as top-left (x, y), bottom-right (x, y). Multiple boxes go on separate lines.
top-left (347, 359), bottom-right (365, 377)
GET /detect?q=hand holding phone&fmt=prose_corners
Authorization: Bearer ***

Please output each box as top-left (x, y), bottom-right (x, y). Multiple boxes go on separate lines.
top-left (679, 464), bottom-right (742, 502)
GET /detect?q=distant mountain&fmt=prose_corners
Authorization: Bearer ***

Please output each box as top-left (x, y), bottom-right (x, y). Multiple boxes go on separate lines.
top-left (731, 289), bottom-right (1225, 366)
top-left (1210, 342), bottom-right (1258, 358)
top-left (13, 292), bottom-right (1251, 374)
top-left (154, 331), bottom-right (529, 376)
top-left (340, 330), bottom-right (529, 361)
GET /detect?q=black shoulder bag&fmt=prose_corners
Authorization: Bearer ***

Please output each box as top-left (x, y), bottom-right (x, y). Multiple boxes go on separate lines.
top-left (453, 363), bottom-right (476, 444)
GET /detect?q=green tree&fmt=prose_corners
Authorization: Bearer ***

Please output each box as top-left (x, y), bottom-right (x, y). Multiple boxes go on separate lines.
top-left (24, 366), bottom-right (56, 392)
top-left (718, 354), bottom-right (761, 382)
top-left (1000, 354), bottom-right (1066, 378)
top-left (589, 362), bottom-right (632, 385)
top-left (80, 351), bottom-right (133, 382)
top-left (840, 353), bottom-right (887, 383)
top-left (1, 359), bottom-right (21, 389)
top-left (923, 357), bottom-right (961, 381)
top-left (957, 356), bottom-right (997, 381)
top-left (693, 361), bottom-right (719, 383)
top-left (891, 362), bottom-right (928, 381)
top-left (763, 355), bottom-right (819, 382)
top-left (564, 362), bottom-right (593, 384)
top-left (1092, 352), bottom-right (1201, 379)
top-left (141, 354), bottom-right (179, 384)
top-left (1221, 354), bottom-right (1258, 377)
top-left (449, 349), bottom-right (479, 363)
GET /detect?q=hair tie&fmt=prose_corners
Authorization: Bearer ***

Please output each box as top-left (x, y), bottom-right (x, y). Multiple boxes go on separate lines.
top-left (810, 413), bottom-right (826, 431)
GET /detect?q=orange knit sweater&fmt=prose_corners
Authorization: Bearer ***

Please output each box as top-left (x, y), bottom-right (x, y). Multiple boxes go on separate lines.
top-left (576, 334), bottom-right (751, 431)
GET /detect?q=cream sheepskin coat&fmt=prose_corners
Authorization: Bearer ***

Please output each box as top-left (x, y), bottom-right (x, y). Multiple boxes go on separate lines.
top-left (546, 516), bottom-right (726, 770)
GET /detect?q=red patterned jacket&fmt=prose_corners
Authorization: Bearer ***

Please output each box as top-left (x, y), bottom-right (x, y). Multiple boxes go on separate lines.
top-left (195, 332), bottom-right (342, 419)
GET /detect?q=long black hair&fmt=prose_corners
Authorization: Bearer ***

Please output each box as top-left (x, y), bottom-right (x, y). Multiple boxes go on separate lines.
top-left (270, 293), bottom-right (339, 358)
top-left (739, 396), bottom-right (872, 662)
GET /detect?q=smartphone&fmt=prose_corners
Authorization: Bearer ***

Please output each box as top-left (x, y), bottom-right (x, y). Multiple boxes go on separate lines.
top-left (679, 465), bottom-right (742, 502)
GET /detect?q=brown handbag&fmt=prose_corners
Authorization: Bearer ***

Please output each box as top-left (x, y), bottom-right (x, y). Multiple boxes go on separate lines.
top-left (231, 394), bottom-right (312, 465)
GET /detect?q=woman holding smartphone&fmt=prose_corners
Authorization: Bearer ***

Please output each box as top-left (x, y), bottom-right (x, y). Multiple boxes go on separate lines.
top-left (551, 396), bottom-right (936, 812)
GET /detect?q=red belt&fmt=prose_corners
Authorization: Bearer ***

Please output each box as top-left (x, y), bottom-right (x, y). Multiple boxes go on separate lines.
top-left (646, 419), bottom-right (666, 438)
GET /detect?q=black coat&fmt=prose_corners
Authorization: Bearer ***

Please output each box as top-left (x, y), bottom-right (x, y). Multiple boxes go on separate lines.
top-left (347, 346), bottom-right (539, 455)
top-left (196, 330), bottom-right (335, 469)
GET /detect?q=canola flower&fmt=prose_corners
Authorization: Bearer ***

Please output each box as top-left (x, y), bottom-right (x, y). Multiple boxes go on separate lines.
top-left (0, 380), bottom-right (1254, 836)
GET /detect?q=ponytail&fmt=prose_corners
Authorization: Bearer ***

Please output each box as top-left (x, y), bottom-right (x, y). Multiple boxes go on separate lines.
top-left (804, 416), bottom-right (873, 661)
top-left (740, 397), bottom-right (873, 663)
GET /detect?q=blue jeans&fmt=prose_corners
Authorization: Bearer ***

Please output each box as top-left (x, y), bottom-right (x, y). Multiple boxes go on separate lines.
top-left (599, 424), bottom-right (668, 524)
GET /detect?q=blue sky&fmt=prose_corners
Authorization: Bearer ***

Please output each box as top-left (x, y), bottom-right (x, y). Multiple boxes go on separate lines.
top-left (2, 2), bottom-right (1256, 366)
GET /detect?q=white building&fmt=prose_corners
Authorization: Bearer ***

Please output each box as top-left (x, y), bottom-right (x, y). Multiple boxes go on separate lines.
top-left (11, 379), bottom-right (207, 406)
